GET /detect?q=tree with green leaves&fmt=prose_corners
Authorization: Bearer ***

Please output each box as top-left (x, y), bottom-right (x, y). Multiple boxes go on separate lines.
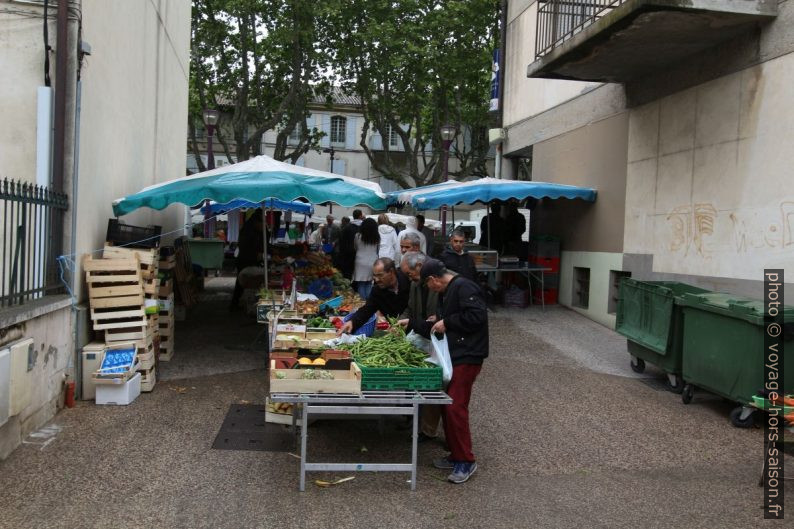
top-left (188, 0), bottom-right (330, 171)
top-left (327, 0), bottom-right (498, 188)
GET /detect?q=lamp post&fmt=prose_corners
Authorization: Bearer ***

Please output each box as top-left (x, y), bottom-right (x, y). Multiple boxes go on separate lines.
top-left (323, 146), bottom-right (335, 214)
top-left (439, 124), bottom-right (456, 238)
top-left (202, 108), bottom-right (220, 237)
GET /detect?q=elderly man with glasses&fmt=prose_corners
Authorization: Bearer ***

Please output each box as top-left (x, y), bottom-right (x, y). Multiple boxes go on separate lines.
top-left (337, 257), bottom-right (410, 335)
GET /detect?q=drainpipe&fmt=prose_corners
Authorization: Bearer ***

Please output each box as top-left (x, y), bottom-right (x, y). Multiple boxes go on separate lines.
top-left (51, 0), bottom-right (68, 263)
top-left (496, 0), bottom-right (508, 179)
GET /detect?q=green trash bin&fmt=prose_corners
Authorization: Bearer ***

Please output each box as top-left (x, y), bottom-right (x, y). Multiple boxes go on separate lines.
top-left (615, 279), bottom-right (710, 391)
top-left (186, 238), bottom-right (225, 274)
top-left (678, 292), bottom-right (794, 427)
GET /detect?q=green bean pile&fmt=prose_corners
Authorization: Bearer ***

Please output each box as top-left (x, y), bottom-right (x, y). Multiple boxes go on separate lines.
top-left (341, 333), bottom-right (432, 368)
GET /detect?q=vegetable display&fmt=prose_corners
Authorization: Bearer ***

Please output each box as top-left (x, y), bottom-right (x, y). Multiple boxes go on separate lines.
top-left (307, 317), bottom-right (333, 328)
top-left (340, 332), bottom-right (432, 368)
top-left (300, 369), bottom-right (335, 380)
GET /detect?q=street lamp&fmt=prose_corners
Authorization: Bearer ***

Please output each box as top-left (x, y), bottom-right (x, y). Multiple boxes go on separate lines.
top-left (323, 146), bottom-right (335, 214)
top-left (439, 124), bottom-right (456, 237)
top-left (202, 108), bottom-right (220, 238)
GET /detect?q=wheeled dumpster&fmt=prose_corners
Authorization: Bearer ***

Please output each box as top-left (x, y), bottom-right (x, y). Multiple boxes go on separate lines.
top-left (615, 279), bottom-right (710, 392)
top-left (678, 292), bottom-right (794, 427)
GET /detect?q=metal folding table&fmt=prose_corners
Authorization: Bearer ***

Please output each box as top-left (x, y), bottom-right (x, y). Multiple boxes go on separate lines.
top-left (270, 390), bottom-right (452, 491)
top-left (478, 264), bottom-right (552, 310)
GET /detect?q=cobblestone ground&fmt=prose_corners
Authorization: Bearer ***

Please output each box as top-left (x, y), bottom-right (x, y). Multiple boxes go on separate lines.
top-left (0, 278), bottom-right (790, 528)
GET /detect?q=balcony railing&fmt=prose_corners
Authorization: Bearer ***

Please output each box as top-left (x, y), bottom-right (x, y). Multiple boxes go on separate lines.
top-left (0, 179), bottom-right (68, 307)
top-left (535, 0), bottom-right (627, 59)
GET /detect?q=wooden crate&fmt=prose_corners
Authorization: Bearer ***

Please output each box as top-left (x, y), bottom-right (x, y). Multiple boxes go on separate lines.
top-left (139, 366), bottom-right (156, 392)
top-left (158, 317), bottom-right (174, 337)
top-left (158, 279), bottom-right (173, 297)
top-left (137, 349), bottom-right (156, 371)
top-left (269, 360), bottom-right (362, 394)
top-left (158, 255), bottom-right (176, 270)
top-left (84, 256), bottom-right (147, 333)
top-left (103, 245), bottom-right (159, 281)
top-left (158, 334), bottom-right (174, 361)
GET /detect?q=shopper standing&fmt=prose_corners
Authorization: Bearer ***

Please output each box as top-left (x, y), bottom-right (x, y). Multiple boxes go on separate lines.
top-left (377, 214), bottom-right (401, 261)
top-left (352, 218), bottom-right (380, 299)
top-left (338, 209), bottom-right (363, 279)
top-left (417, 258), bottom-right (488, 484)
top-left (440, 229), bottom-right (478, 282)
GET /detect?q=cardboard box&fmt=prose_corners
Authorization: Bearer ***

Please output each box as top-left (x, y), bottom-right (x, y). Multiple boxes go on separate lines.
top-left (96, 372), bottom-right (141, 405)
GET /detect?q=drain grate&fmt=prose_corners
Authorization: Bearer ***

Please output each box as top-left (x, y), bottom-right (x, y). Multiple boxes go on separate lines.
top-left (212, 404), bottom-right (295, 452)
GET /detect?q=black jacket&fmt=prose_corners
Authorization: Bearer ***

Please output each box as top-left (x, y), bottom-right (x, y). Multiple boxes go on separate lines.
top-left (417, 275), bottom-right (488, 366)
top-left (440, 246), bottom-right (477, 282)
top-left (349, 270), bottom-right (410, 331)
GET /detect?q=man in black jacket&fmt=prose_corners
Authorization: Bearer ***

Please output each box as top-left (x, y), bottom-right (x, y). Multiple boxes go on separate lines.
top-left (337, 257), bottom-right (410, 334)
top-left (439, 229), bottom-right (477, 282)
top-left (417, 258), bottom-right (488, 484)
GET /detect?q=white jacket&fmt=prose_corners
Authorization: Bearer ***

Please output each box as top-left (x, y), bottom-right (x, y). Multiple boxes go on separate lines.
top-left (377, 224), bottom-right (401, 261)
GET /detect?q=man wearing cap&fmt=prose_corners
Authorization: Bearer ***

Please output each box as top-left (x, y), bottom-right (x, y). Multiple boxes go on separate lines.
top-left (337, 257), bottom-right (410, 335)
top-left (417, 258), bottom-right (488, 484)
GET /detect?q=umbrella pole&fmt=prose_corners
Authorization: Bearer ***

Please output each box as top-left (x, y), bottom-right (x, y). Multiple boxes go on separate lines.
top-left (262, 208), bottom-right (269, 288)
top-left (487, 203), bottom-right (491, 250)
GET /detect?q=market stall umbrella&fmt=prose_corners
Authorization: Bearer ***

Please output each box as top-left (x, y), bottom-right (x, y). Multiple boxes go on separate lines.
top-left (399, 177), bottom-right (596, 210)
top-left (112, 155), bottom-right (387, 287)
top-left (112, 154), bottom-right (387, 216)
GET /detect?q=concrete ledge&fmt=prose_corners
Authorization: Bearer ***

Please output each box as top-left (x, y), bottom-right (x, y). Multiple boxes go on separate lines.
top-left (0, 295), bottom-right (73, 329)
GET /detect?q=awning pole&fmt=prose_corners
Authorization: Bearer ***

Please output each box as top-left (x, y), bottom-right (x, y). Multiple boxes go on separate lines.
top-left (262, 207), bottom-right (269, 288)
top-left (487, 203), bottom-right (491, 250)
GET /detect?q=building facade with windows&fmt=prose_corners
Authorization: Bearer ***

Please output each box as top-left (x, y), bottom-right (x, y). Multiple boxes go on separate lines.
top-left (502, 0), bottom-right (791, 327)
top-left (0, 0), bottom-right (190, 458)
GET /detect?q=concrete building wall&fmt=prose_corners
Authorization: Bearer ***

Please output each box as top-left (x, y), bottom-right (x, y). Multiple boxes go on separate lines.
top-left (624, 51), bottom-right (794, 287)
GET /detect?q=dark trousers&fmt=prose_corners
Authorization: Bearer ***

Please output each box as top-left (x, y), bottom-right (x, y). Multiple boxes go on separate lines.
top-left (231, 263), bottom-right (245, 305)
top-left (443, 363), bottom-right (482, 463)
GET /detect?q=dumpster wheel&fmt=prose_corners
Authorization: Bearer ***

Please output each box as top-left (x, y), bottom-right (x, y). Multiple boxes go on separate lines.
top-left (729, 406), bottom-right (756, 428)
top-left (666, 374), bottom-right (684, 394)
top-left (682, 384), bottom-right (694, 404)
top-left (630, 357), bottom-right (645, 374)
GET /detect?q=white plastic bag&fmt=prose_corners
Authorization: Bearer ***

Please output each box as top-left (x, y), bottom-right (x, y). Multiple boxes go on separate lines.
top-left (405, 330), bottom-right (432, 354)
top-left (429, 334), bottom-right (453, 386)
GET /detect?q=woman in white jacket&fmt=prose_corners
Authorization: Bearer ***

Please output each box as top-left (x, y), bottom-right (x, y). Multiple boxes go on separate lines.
top-left (376, 214), bottom-right (401, 262)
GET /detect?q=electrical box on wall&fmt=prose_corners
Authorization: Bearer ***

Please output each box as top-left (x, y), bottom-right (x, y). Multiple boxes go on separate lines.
top-left (0, 348), bottom-right (10, 427)
top-left (9, 338), bottom-right (34, 417)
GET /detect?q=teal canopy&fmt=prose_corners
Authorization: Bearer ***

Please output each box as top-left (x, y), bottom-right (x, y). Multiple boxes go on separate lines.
top-left (112, 155), bottom-right (387, 216)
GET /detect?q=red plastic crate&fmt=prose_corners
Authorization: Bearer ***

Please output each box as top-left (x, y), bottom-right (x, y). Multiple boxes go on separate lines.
top-left (533, 288), bottom-right (558, 305)
top-left (529, 255), bottom-right (560, 274)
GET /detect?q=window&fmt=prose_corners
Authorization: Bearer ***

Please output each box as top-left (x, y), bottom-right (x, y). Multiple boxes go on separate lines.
top-left (288, 124), bottom-right (301, 145)
top-left (573, 267), bottom-right (590, 309)
top-left (384, 124), bottom-right (400, 147)
top-left (330, 116), bottom-right (346, 145)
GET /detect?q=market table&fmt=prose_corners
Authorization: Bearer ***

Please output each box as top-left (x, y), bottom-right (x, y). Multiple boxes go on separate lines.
top-left (270, 390), bottom-right (452, 491)
top-left (478, 263), bottom-right (552, 310)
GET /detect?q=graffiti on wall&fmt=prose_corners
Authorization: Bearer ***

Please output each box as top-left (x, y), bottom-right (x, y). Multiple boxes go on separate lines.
top-left (666, 203), bottom-right (717, 257)
top-left (665, 200), bottom-right (794, 258)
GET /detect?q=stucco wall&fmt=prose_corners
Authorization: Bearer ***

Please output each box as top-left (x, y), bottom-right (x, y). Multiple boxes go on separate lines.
top-left (503, 0), bottom-right (601, 130)
top-left (558, 251), bottom-right (624, 328)
top-left (531, 112), bottom-right (629, 254)
top-left (624, 51), bottom-right (794, 282)
top-left (73, 0), bottom-right (191, 299)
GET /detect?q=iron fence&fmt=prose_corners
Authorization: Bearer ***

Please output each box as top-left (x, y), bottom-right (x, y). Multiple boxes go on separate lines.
top-left (0, 178), bottom-right (68, 308)
top-left (535, 0), bottom-right (628, 59)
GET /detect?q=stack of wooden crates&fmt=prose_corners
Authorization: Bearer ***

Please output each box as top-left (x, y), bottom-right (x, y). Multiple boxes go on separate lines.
top-left (83, 245), bottom-right (163, 392)
top-left (157, 251), bottom-right (176, 361)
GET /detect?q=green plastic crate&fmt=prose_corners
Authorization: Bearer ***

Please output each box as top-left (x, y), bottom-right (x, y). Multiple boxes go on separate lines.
top-left (356, 364), bottom-right (442, 391)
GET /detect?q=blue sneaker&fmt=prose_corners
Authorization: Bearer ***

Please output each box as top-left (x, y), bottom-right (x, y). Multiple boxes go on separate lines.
top-left (448, 462), bottom-right (477, 484)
